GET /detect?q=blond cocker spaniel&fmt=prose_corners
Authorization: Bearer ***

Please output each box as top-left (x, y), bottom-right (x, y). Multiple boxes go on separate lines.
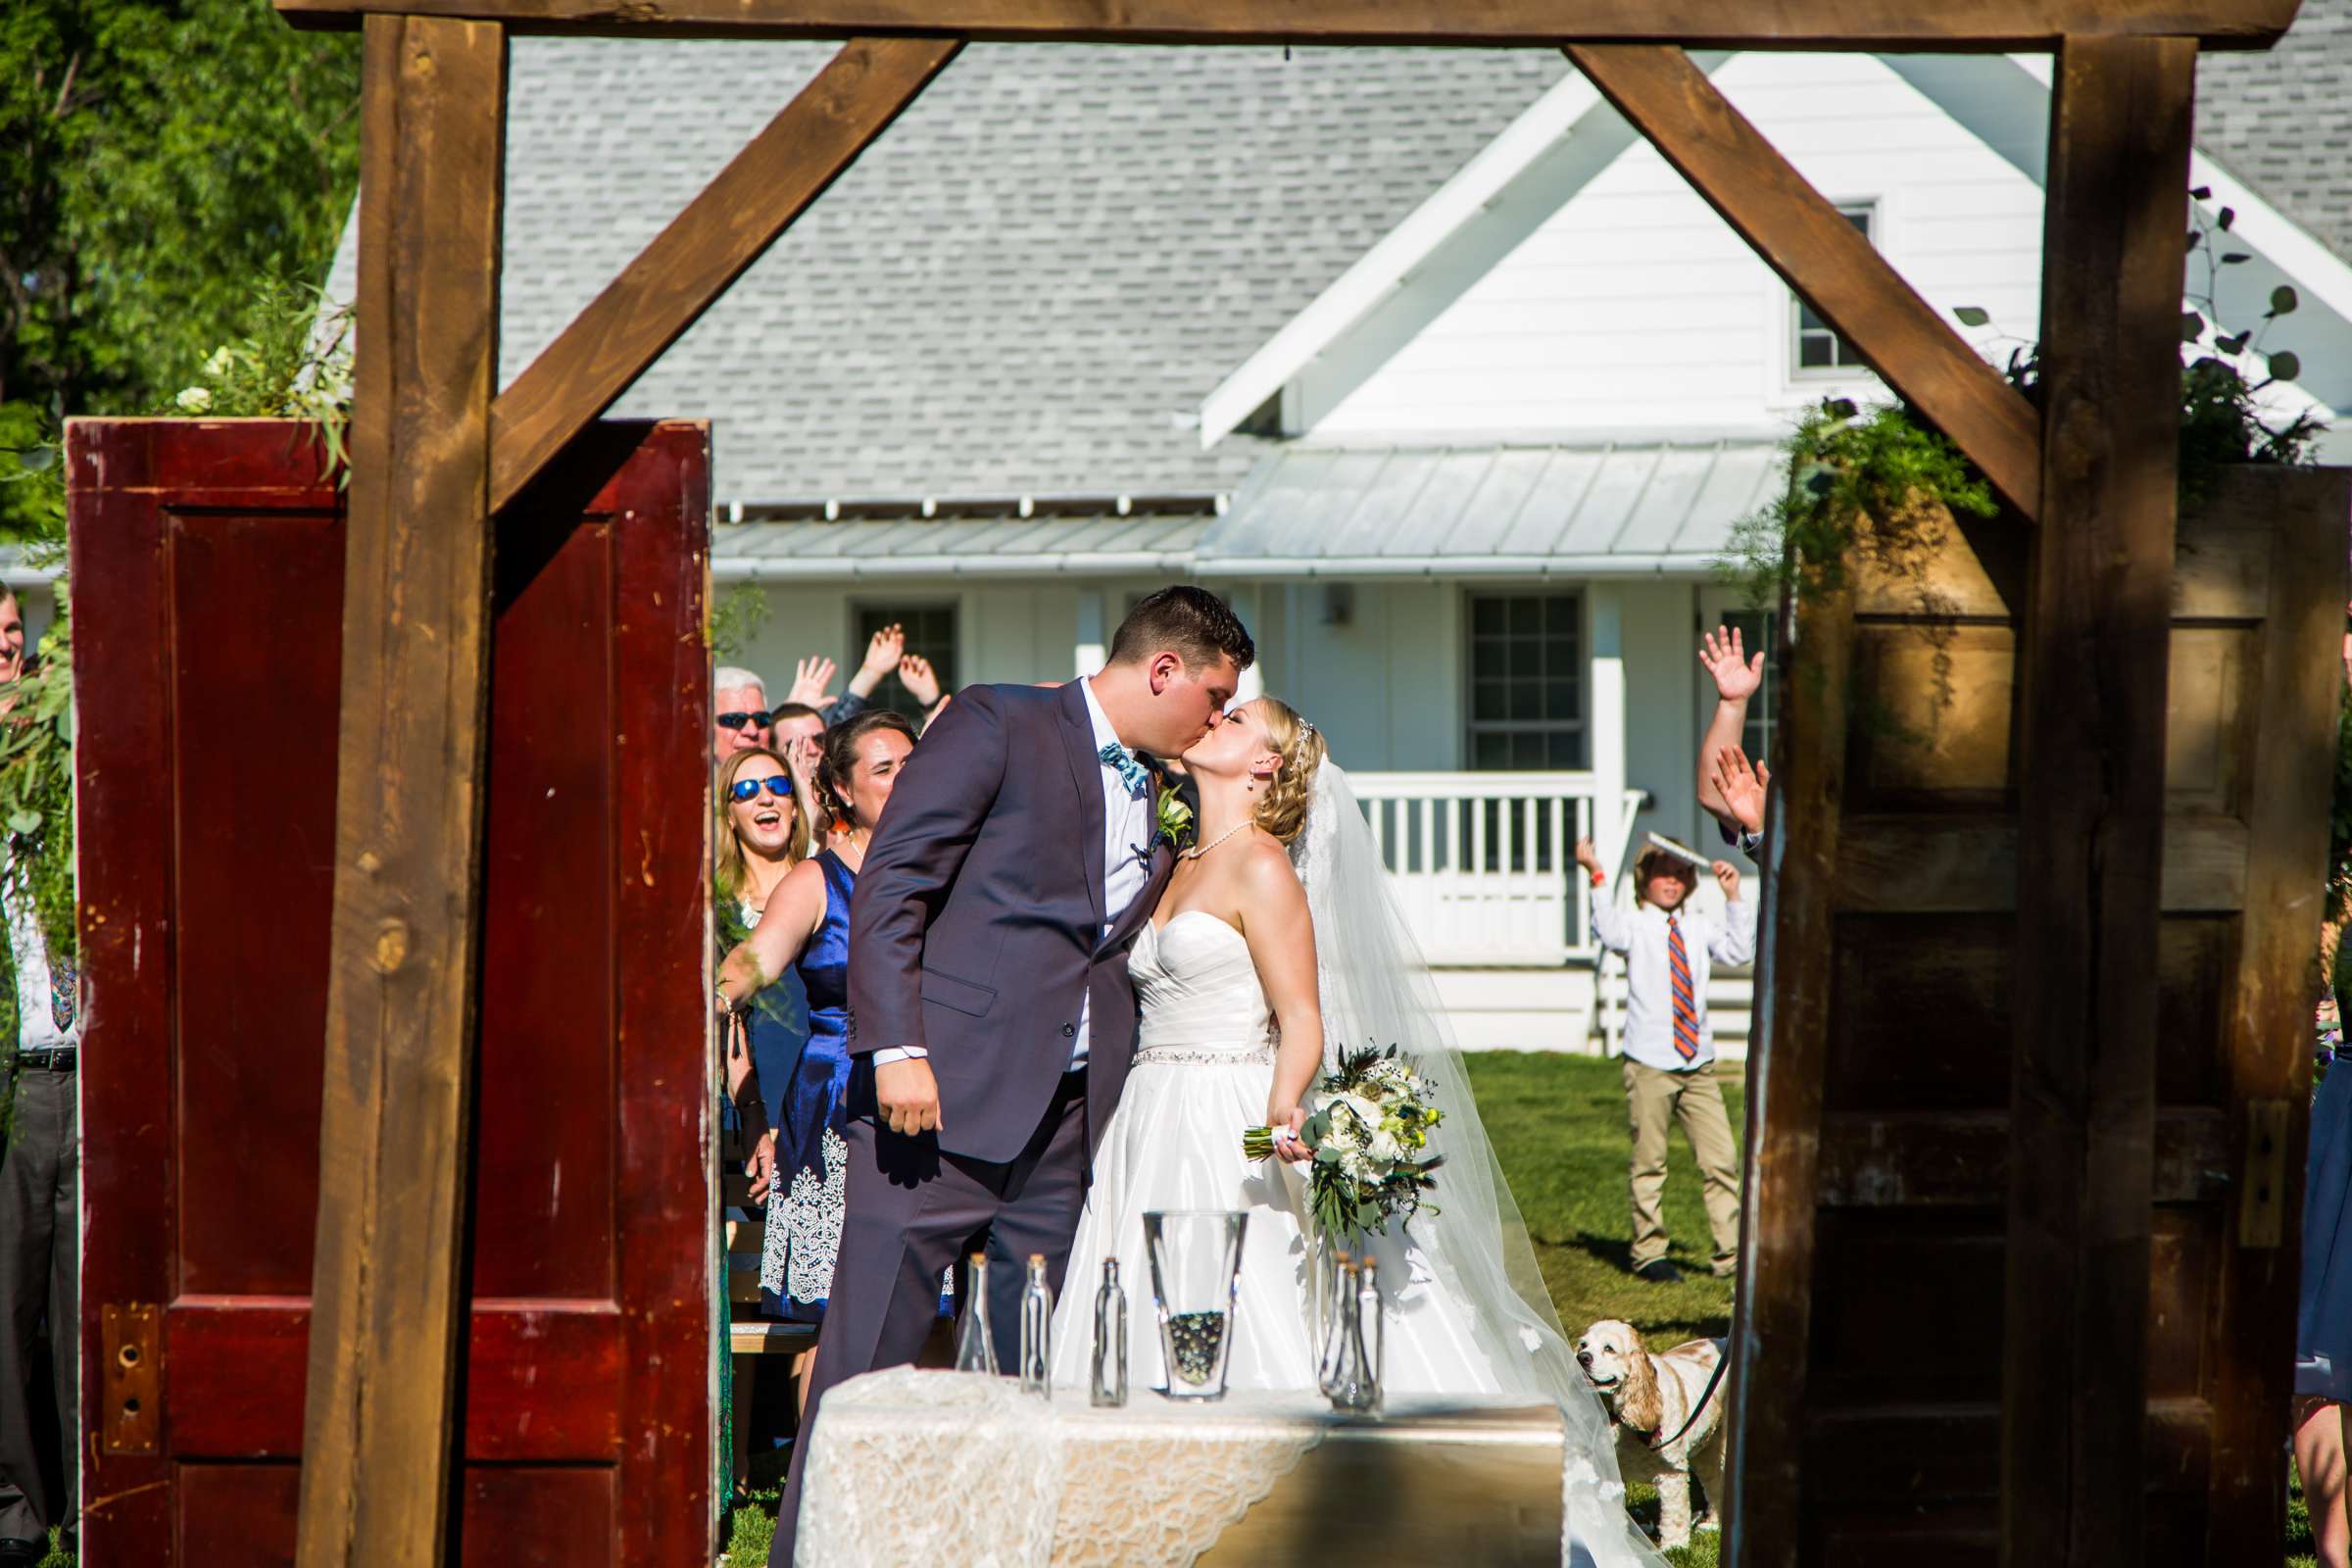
top-left (1574, 1319), bottom-right (1730, 1549)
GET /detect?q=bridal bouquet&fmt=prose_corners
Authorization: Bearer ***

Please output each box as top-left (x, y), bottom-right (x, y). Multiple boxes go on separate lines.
top-left (1243, 1045), bottom-right (1444, 1240)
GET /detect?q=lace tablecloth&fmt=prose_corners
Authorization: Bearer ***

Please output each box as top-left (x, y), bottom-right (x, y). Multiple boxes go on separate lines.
top-left (796, 1368), bottom-right (1572, 1568)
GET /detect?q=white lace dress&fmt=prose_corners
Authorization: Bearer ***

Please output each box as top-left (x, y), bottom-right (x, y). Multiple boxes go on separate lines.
top-left (1049, 911), bottom-right (1512, 1398)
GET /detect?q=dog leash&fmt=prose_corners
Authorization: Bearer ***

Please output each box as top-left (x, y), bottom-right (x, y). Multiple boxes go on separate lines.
top-left (1648, 1348), bottom-right (1731, 1450)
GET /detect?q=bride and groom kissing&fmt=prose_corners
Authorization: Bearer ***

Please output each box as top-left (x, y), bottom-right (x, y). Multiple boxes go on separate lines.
top-left (772, 586), bottom-right (1661, 1568)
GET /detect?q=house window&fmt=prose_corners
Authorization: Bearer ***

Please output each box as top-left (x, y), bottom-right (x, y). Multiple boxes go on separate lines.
top-left (1793, 204), bottom-right (1877, 374)
top-left (855, 603), bottom-right (956, 718)
top-left (1717, 608), bottom-right (1779, 766)
top-left (1466, 592), bottom-right (1584, 770)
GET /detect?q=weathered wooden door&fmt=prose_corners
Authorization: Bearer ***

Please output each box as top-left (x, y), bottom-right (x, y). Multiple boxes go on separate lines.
top-left (68, 418), bottom-right (713, 1563)
top-left (1729, 466), bottom-right (2349, 1560)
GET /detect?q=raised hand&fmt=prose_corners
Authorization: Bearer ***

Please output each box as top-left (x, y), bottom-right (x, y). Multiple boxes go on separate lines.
top-left (1710, 744), bottom-right (1770, 837)
top-left (849, 624), bottom-right (906, 699)
top-left (1711, 860), bottom-right (1741, 902)
top-left (787, 654), bottom-right (838, 708)
top-left (1574, 835), bottom-right (1603, 877)
top-left (898, 652), bottom-right (942, 710)
top-left (1699, 624), bottom-right (1765, 702)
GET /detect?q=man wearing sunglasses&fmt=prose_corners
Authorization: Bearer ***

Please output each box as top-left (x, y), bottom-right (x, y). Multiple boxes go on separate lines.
top-left (712, 665), bottom-right (776, 760)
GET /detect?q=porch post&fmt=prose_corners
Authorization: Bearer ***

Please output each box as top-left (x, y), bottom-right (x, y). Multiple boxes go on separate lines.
top-left (1587, 584), bottom-right (1628, 862)
top-left (1075, 587), bottom-right (1106, 679)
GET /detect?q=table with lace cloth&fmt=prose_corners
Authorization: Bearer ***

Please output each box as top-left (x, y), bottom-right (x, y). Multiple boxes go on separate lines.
top-left (796, 1367), bottom-right (1576, 1568)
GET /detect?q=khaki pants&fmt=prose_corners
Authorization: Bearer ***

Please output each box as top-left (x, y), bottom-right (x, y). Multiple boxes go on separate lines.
top-left (1624, 1058), bottom-right (1741, 1272)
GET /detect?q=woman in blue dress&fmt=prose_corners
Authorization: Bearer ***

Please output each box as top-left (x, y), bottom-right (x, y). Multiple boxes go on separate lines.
top-left (718, 709), bottom-right (948, 1403)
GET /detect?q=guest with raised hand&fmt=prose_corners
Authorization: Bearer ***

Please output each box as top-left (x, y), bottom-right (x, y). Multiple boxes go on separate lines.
top-left (897, 651), bottom-right (950, 730)
top-left (1709, 744), bottom-right (1771, 854)
top-left (823, 623), bottom-right (907, 727)
top-left (716, 710), bottom-right (948, 1401)
top-left (1695, 624), bottom-right (1767, 858)
top-left (768, 701), bottom-right (829, 840)
top-left (785, 655), bottom-right (838, 712)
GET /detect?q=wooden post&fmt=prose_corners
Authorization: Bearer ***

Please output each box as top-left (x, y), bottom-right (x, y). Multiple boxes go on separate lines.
top-left (294, 15), bottom-right (507, 1568)
top-left (2001, 33), bottom-right (2195, 1565)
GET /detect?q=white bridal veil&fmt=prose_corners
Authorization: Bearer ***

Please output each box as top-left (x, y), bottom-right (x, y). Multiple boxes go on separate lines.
top-left (1291, 762), bottom-right (1671, 1568)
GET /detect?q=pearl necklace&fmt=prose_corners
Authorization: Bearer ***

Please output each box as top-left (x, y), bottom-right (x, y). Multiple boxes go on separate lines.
top-left (1181, 819), bottom-right (1252, 860)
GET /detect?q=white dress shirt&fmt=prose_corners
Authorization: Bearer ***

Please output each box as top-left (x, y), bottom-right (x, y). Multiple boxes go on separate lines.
top-left (872, 678), bottom-right (1152, 1072)
top-left (1590, 888), bottom-right (1756, 1072)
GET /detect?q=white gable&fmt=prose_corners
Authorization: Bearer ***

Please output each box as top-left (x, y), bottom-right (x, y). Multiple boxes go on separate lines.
top-left (1311, 53), bottom-right (2046, 441)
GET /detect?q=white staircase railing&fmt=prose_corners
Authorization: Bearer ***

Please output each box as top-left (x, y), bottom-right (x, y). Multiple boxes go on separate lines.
top-left (1348, 773), bottom-right (1646, 967)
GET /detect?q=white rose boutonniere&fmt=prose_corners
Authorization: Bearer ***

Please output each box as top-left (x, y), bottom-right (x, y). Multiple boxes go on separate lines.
top-left (1154, 784), bottom-right (1195, 851)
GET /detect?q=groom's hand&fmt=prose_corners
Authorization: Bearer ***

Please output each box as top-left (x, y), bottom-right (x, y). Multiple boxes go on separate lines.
top-left (875, 1057), bottom-right (945, 1137)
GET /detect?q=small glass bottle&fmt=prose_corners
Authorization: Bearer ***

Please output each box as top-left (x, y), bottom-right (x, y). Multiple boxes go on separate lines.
top-left (1091, 1256), bottom-right (1129, 1407)
top-left (954, 1252), bottom-right (1000, 1376)
top-left (1316, 1249), bottom-right (1352, 1395)
top-left (1018, 1252), bottom-right (1054, 1396)
top-left (1326, 1259), bottom-right (1379, 1413)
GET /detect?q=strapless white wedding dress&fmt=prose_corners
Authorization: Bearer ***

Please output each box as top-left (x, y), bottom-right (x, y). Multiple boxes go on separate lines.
top-left (1047, 910), bottom-right (1513, 1397)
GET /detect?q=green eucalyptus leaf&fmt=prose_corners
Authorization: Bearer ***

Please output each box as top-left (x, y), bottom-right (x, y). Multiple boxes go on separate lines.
top-left (7, 811), bottom-right (40, 837)
top-left (2222, 252), bottom-right (2252, 265)
top-left (1952, 306), bottom-right (1991, 327)
top-left (2186, 229), bottom-right (2202, 250)
top-left (2270, 350), bottom-right (2303, 381)
top-left (2180, 311), bottom-right (2205, 342)
top-left (2191, 185), bottom-right (2212, 200)
top-left (2272, 285), bottom-right (2300, 316)
top-left (2218, 206), bottom-right (2236, 230)
top-left (18, 447), bottom-right (56, 474)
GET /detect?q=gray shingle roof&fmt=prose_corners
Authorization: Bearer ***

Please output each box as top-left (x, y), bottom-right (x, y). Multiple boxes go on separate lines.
top-left (330, 41), bottom-right (1564, 507)
top-left (2196, 0), bottom-right (2352, 264)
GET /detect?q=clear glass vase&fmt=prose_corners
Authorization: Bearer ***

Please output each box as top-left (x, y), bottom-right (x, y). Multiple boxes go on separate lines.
top-left (1326, 1258), bottom-right (1381, 1413)
top-left (1143, 1209), bottom-right (1248, 1400)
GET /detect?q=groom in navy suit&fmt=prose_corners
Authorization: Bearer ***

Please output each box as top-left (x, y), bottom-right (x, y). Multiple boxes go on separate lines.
top-left (771, 587), bottom-right (1253, 1564)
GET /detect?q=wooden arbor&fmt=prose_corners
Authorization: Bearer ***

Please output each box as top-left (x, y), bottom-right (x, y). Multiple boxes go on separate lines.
top-left (257, 2), bottom-right (2311, 1565)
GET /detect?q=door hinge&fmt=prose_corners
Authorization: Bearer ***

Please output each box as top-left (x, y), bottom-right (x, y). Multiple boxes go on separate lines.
top-left (101, 1301), bottom-right (159, 1454)
top-left (2240, 1099), bottom-right (2290, 1250)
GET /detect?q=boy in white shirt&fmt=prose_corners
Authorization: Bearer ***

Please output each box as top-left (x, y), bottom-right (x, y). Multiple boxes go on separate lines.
top-left (1576, 839), bottom-right (1756, 1285)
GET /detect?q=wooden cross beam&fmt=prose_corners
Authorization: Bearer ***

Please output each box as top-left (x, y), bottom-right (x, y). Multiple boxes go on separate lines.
top-left (1565, 43), bottom-right (2044, 520)
top-left (296, 14), bottom-right (507, 1568)
top-left (271, 0), bottom-right (2302, 49)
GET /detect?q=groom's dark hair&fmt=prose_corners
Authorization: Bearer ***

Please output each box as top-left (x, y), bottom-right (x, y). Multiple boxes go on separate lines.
top-left (1108, 586), bottom-right (1255, 674)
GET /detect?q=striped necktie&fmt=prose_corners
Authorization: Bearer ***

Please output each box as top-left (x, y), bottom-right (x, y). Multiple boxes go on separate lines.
top-left (1667, 912), bottom-right (1700, 1062)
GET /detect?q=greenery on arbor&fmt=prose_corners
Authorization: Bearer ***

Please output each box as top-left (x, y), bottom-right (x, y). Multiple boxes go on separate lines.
top-left (0, 0), bottom-right (361, 539)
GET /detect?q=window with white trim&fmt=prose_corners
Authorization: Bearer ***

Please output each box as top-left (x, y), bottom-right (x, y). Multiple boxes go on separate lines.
top-left (1792, 204), bottom-right (1878, 375)
top-left (1465, 592), bottom-right (1585, 770)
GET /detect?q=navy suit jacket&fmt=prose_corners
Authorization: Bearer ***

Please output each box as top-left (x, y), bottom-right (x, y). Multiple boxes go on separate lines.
top-left (846, 681), bottom-right (1173, 1163)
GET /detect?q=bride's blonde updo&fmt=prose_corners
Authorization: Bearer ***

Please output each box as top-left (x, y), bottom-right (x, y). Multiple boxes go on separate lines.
top-left (1251, 697), bottom-right (1328, 847)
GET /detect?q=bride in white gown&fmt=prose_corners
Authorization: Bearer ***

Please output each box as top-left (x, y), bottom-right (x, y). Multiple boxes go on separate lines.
top-left (1048, 697), bottom-right (1666, 1568)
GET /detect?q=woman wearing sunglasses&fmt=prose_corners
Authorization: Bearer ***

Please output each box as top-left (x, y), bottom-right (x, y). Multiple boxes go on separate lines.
top-left (717, 710), bottom-right (948, 1396)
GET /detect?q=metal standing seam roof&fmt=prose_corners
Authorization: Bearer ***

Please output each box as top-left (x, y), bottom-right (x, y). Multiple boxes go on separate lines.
top-left (710, 511), bottom-right (1212, 579)
top-left (1193, 441), bottom-right (1786, 576)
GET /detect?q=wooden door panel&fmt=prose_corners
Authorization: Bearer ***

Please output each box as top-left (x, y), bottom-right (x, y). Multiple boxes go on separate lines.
top-left (70, 418), bottom-right (712, 1563)
top-left (1733, 466), bottom-right (2350, 1558)
top-left (176, 1460), bottom-right (619, 1568)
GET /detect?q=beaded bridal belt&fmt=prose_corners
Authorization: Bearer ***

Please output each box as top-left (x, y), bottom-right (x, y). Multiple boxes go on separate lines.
top-left (1129, 1045), bottom-right (1277, 1068)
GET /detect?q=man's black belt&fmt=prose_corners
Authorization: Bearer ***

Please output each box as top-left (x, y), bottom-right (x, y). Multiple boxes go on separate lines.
top-left (10, 1046), bottom-right (75, 1072)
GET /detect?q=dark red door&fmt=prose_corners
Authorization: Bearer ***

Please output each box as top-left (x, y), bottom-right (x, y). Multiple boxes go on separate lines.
top-left (68, 418), bottom-right (713, 1564)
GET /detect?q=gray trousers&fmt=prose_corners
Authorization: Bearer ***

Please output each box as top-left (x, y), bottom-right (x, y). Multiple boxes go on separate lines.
top-left (0, 1066), bottom-right (75, 1542)
top-left (771, 1070), bottom-right (1091, 1568)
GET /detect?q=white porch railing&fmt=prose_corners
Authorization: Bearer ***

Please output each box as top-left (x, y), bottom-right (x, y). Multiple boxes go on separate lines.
top-left (1349, 771), bottom-right (1647, 967)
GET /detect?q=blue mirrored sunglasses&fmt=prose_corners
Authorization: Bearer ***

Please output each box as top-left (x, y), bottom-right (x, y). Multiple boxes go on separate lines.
top-left (715, 710), bottom-right (775, 731)
top-left (727, 775), bottom-right (795, 804)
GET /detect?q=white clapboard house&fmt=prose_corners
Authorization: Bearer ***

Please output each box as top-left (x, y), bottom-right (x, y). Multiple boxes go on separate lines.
top-left (308, 14), bottom-right (2352, 1052)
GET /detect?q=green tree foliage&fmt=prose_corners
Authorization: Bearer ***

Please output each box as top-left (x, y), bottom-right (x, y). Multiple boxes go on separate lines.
top-left (0, 0), bottom-right (360, 537)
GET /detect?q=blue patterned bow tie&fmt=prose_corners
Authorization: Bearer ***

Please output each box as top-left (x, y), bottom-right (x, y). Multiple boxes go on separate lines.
top-left (1098, 742), bottom-right (1151, 800)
